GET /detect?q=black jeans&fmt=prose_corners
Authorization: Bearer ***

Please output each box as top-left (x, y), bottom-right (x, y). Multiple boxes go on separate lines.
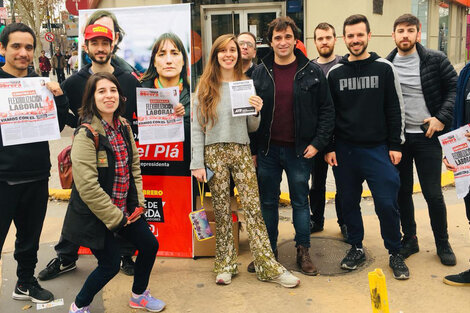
top-left (397, 133), bottom-right (449, 244)
top-left (55, 234), bottom-right (136, 265)
top-left (55, 68), bottom-right (65, 84)
top-left (462, 194), bottom-right (470, 226)
top-left (0, 180), bottom-right (49, 283)
top-left (75, 217), bottom-right (158, 308)
top-left (309, 154), bottom-right (344, 227)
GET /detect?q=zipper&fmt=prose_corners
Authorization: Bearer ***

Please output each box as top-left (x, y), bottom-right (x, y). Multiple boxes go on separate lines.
top-left (292, 61), bottom-right (310, 157)
top-left (263, 60), bottom-right (276, 156)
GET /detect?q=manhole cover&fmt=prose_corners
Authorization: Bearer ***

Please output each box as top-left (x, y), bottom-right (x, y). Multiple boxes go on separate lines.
top-left (277, 236), bottom-right (374, 276)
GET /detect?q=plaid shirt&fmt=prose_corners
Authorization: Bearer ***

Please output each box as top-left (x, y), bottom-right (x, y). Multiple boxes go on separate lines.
top-left (102, 119), bottom-right (129, 213)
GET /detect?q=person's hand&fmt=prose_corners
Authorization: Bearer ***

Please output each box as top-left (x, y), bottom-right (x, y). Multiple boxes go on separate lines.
top-left (303, 145), bottom-right (318, 159)
top-left (174, 103), bottom-right (185, 116)
top-left (389, 150), bottom-right (402, 165)
top-left (192, 168), bottom-right (207, 182)
top-left (423, 117), bottom-right (444, 138)
top-left (443, 157), bottom-right (457, 172)
top-left (46, 81), bottom-right (63, 96)
top-left (325, 152), bottom-right (337, 166)
top-left (465, 132), bottom-right (470, 141)
top-left (249, 95), bottom-right (263, 113)
top-left (252, 155), bottom-right (257, 167)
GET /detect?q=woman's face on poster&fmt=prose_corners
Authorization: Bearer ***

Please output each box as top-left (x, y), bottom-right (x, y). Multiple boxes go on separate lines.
top-left (154, 40), bottom-right (184, 82)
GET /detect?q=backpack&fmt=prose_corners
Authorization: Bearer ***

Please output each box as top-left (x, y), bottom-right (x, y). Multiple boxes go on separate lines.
top-left (58, 123), bottom-right (99, 189)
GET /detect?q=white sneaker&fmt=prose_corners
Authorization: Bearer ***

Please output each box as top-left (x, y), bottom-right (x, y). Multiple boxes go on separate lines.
top-left (267, 271), bottom-right (300, 288)
top-left (215, 272), bottom-right (232, 285)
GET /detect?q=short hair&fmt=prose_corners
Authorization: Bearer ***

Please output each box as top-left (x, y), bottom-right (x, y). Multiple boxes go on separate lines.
top-left (79, 72), bottom-right (126, 123)
top-left (237, 32), bottom-right (256, 46)
top-left (343, 14), bottom-right (370, 35)
top-left (393, 14), bottom-right (420, 32)
top-left (0, 23), bottom-right (36, 49)
top-left (85, 10), bottom-right (124, 52)
top-left (267, 16), bottom-right (300, 43)
top-left (314, 22), bottom-right (336, 40)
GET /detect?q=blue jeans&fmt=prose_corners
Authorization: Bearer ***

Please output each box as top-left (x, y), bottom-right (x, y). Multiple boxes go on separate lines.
top-left (257, 144), bottom-right (312, 251)
top-left (333, 141), bottom-right (402, 254)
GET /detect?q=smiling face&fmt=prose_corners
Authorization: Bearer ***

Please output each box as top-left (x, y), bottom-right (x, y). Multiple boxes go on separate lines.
top-left (314, 28), bottom-right (336, 58)
top-left (154, 39), bottom-right (184, 82)
top-left (217, 39), bottom-right (238, 71)
top-left (0, 31), bottom-right (34, 77)
top-left (393, 23), bottom-right (420, 54)
top-left (270, 26), bottom-right (296, 61)
top-left (85, 37), bottom-right (112, 65)
top-left (343, 22), bottom-right (370, 58)
top-left (94, 78), bottom-right (119, 120)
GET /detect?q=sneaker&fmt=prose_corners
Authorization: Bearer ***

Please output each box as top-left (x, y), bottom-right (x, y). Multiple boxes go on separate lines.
top-left (341, 246), bottom-right (365, 270)
top-left (399, 236), bottom-right (419, 259)
top-left (120, 256), bottom-right (135, 276)
top-left (12, 279), bottom-right (54, 303)
top-left (129, 290), bottom-right (165, 312)
top-left (443, 269), bottom-right (470, 286)
top-left (215, 272), bottom-right (232, 285)
top-left (265, 271), bottom-right (300, 288)
top-left (69, 302), bottom-right (91, 313)
top-left (309, 216), bottom-right (324, 233)
top-left (340, 224), bottom-right (348, 241)
top-left (247, 249), bottom-right (278, 273)
top-left (296, 245), bottom-right (318, 276)
top-left (38, 257), bottom-right (77, 281)
top-left (389, 254), bottom-right (410, 280)
top-left (437, 242), bottom-right (457, 266)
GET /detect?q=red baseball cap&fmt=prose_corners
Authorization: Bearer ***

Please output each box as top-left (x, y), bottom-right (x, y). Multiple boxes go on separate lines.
top-left (84, 24), bottom-right (113, 41)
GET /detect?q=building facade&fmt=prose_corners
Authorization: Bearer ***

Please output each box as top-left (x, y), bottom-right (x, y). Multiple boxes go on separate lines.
top-left (94, 0), bottom-right (469, 85)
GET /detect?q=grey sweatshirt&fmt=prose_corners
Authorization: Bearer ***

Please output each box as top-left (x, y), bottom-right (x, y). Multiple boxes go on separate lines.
top-left (190, 82), bottom-right (260, 169)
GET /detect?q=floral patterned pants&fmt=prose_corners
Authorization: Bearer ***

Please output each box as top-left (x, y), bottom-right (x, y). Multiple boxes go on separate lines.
top-left (205, 143), bottom-right (285, 280)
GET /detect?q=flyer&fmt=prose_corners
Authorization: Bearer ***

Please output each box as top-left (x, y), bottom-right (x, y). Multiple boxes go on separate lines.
top-left (229, 79), bottom-right (256, 116)
top-left (136, 86), bottom-right (184, 145)
top-left (438, 124), bottom-right (470, 198)
top-left (0, 77), bottom-right (60, 146)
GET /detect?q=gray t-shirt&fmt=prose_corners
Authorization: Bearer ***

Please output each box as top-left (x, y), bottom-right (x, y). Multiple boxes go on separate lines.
top-left (312, 55), bottom-right (342, 76)
top-left (392, 52), bottom-right (430, 133)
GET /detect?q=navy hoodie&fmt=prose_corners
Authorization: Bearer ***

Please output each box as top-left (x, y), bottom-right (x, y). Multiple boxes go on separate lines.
top-left (327, 52), bottom-right (404, 151)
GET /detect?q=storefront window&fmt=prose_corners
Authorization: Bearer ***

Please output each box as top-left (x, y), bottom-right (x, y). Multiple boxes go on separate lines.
top-left (438, 0), bottom-right (450, 55)
top-left (411, 0), bottom-right (428, 47)
top-left (183, 0), bottom-right (304, 91)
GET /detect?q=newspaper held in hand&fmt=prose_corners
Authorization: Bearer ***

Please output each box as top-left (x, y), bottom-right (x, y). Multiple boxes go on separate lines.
top-left (136, 86), bottom-right (184, 145)
top-left (229, 79), bottom-right (256, 117)
top-left (0, 77), bottom-right (60, 146)
top-left (438, 124), bottom-right (470, 198)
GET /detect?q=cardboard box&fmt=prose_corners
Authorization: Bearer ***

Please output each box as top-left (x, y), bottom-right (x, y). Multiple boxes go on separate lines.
top-left (193, 196), bottom-right (240, 257)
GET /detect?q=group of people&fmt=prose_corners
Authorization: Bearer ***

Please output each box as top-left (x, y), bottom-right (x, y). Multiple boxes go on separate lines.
top-left (39, 48), bottom-right (75, 82)
top-left (0, 9), bottom-right (470, 313)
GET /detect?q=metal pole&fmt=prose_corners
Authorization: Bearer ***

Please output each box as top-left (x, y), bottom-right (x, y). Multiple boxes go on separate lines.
top-left (46, 3), bottom-right (52, 56)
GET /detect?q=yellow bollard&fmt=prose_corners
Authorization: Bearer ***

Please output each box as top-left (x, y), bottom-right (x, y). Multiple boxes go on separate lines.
top-left (368, 268), bottom-right (390, 313)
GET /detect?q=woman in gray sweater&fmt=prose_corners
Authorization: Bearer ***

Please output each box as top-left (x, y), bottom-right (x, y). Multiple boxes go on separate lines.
top-left (190, 34), bottom-right (300, 288)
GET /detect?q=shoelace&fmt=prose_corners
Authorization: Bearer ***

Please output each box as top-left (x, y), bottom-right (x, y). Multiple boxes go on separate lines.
top-left (345, 249), bottom-right (363, 261)
top-left (390, 255), bottom-right (407, 270)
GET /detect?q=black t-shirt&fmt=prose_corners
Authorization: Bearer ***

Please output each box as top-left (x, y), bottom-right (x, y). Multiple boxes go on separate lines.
top-left (464, 77), bottom-right (470, 124)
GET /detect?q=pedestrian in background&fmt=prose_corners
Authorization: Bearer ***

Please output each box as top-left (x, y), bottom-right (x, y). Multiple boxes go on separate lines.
top-left (51, 47), bottom-right (66, 83)
top-left (39, 50), bottom-right (51, 77)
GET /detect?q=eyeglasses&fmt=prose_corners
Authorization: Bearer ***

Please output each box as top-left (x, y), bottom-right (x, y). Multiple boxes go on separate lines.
top-left (238, 41), bottom-right (255, 48)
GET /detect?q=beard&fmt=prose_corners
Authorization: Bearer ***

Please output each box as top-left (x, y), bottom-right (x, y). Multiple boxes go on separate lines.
top-left (347, 41), bottom-right (368, 57)
top-left (318, 47), bottom-right (334, 58)
top-left (89, 52), bottom-right (111, 65)
top-left (396, 40), bottom-right (416, 53)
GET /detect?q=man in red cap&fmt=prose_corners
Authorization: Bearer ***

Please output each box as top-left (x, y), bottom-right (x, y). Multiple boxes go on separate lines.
top-left (38, 23), bottom-right (141, 281)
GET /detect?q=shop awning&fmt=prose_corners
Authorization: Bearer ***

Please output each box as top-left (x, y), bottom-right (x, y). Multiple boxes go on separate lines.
top-left (452, 0), bottom-right (470, 7)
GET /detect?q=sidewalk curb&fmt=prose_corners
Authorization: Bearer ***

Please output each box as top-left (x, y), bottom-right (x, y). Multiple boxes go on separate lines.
top-left (49, 171), bottom-right (456, 204)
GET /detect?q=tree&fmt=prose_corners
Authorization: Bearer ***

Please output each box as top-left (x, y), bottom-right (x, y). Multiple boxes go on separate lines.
top-left (6, 0), bottom-right (64, 72)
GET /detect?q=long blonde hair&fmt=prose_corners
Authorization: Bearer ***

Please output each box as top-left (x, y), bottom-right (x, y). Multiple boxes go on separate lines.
top-left (196, 34), bottom-right (245, 131)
